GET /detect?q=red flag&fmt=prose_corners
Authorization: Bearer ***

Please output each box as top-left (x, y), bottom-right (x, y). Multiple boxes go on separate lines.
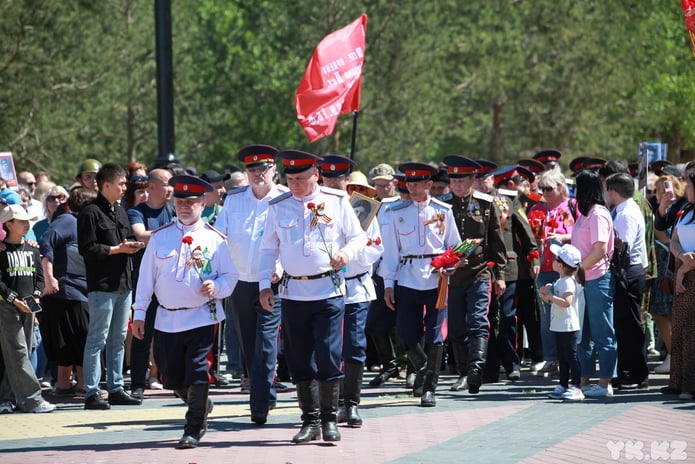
top-left (682, 0), bottom-right (695, 58)
top-left (295, 15), bottom-right (367, 143)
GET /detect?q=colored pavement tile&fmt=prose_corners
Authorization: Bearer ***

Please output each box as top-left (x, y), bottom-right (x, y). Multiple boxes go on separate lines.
top-left (1, 364), bottom-right (694, 464)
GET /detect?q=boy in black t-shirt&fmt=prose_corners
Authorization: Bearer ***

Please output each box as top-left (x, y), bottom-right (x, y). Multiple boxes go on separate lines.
top-left (0, 204), bottom-right (55, 413)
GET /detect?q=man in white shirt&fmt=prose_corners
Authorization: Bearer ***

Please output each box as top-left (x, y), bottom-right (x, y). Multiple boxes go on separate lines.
top-left (605, 172), bottom-right (649, 389)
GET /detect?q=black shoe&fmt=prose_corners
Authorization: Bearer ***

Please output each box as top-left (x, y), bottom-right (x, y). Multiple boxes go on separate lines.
top-left (369, 367), bottom-right (398, 387)
top-left (85, 393), bottom-right (111, 410)
top-left (108, 390), bottom-right (142, 406)
top-left (131, 387), bottom-right (145, 400)
top-left (420, 391), bottom-right (436, 407)
top-left (321, 421), bottom-right (341, 442)
top-left (292, 424), bottom-right (321, 443)
top-left (507, 369), bottom-right (521, 381)
top-left (177, 432), bottom-right (200, 449)
top-left (346, 404), bottom-right (362, 427)
top-left (661, 386), bottom-right (680, 395)
top-left (251, 413), bottom-right (267, 425)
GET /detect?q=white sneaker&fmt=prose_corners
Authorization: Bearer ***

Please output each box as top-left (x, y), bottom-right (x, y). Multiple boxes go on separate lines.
top-left (647, 344), bottom-right (661, 356)
top-left (548, 385), bottom-right (565, 399)
top-left (530, 361), bottom-right (546, 374)
top-left (584, 384), bottom-right (614, 398)
top-left (654, 355), bottom-right (670, 374)
top-left (30, 400), bottom-right (56, 413)
top-left (148, 378), bottom-right (164, 390)
top-left (537, 361), bottom-right (558, 377)
top-left (0, 401), bottom-right (14, 414)
top-left (562, 386), bottom-right (585, 401)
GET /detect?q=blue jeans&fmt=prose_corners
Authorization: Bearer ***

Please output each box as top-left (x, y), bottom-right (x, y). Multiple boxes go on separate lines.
top-left (578, 271), bottom-right (617, 379)
top-left (447, 279), bottom-right (491, 342)
top-left (536, 271), bottom-right (559, 362)
top-left (83, 290), bottom-right (132, 397)
top-left (230, 281), bottom-right (281, 416)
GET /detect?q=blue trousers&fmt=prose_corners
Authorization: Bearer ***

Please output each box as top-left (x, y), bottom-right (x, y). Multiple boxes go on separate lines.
top-left (366, 275), bottom-right (396, 336)
top-left (230, 281), bottom-right (281, 415)
top-left (578, 271), bottom-right (617, 379)
top-left (343, 301), bottom-right (369, 364)
top-left (447, 279), bottom-right (491, 342)
top-left (153, 324), bottom-right (215, 389)
top-left (395, 286), bottom-right (447, 349)
top-left (281, 297), bottom-right (344, 383)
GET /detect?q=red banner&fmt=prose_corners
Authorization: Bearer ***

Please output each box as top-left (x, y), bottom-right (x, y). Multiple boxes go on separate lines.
top-left (295, 15), bottom-right (367, 143)
top-left (682, 0), bottom-right (695, 58)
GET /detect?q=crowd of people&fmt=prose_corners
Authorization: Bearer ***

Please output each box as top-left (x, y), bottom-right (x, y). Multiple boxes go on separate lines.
top-left (0, 147), bottom-right (693, 449)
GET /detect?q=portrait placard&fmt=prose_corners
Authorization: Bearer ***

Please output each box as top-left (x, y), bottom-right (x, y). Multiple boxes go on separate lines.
top-left (349, 191), bottom-right (380, 231)
top-left (0, 153), bottom-right (18, 188)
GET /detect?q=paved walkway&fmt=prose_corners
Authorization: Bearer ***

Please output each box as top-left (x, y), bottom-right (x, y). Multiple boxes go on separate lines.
top-left (1, 362), bottom-right (694, 463)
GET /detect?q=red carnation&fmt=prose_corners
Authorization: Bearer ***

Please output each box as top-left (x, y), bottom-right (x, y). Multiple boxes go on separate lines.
top-left (486, 261), bottom-right (496, 268)
top-left (307, 202), bottom-right (316, 210)
top-left (527, 250), bottom-right (540, 262)
top-left (182, 236), bottom-right (193, 245)
top-left (375, 237), bottom-right (382, 245)
top-left (430, 248), bottom-right (462, 270)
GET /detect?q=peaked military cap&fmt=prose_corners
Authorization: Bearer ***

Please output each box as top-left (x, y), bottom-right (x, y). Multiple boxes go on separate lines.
top-left (277, 150), bottom-right (321, 174)
top-left (169, 175), bottom-right (214, 198)
top-left (318, 154), bottom-right (355, 178)
top-left (442, 155), bottom-right (481, 178)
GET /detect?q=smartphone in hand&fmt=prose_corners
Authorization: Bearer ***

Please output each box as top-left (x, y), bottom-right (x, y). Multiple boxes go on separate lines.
top-left (664, 180), bottom-right (674, 194)
top-left (24, 297), bottom-right (42, 313)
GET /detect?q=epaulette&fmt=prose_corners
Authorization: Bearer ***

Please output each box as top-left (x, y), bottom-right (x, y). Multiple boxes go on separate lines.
top-left (389, 199), bottom-right (412, 211)
top-left (269, 191), bottom-right (292, 205)
top-left (473, 191), bottom-right (494, 203)
top-left (381, 196), bottom-right (399, 204)
top-left (438, 192), bottom-right (453, 202)
top-left (150, 221), bottom-right (176, 235)
top-left (204, 222), bottom-right (227, 239)
top-left (430, 197), bottom-right (453, 209)
top-left (226, 185), bottom-right (250, 196)
top-left (276, 184), bottom-right (290, 192)
top-left (320, 186), bottom-right (348, 197)
top-left (498, 188), bottom-right (518, 197)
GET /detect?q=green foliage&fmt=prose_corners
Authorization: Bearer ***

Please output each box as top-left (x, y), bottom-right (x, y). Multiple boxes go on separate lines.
top-left (2, 0), bottom-right (695, 185)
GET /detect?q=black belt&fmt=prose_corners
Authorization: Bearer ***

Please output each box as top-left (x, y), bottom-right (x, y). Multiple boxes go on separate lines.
top-left (160, 305), bottom-right (193, 311)
top-left (283, 270), bottom-right (338, 281)
top-left (400, 253), bottom-right (437, 264)
top-left (346, 272), bottom-right (368, 281)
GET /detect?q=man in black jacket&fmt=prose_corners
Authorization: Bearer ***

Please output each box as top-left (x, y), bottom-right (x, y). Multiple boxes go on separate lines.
top-left (78, 163), bottom-right (143, 410)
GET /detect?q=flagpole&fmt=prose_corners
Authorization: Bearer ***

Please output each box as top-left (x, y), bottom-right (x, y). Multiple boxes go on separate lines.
top-left (349, 111), bottom-right (359, 160)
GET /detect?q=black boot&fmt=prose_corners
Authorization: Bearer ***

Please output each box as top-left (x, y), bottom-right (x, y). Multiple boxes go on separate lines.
top-left (450, 342), bottom-right (469, 392)
top-left (343, 362), bottom-right (364, 427)
top-left (407, 344), bottom-right (427, 397)
top-left (319, 379), bottom-right (341, 442)
top-left (421, 344), bottom-right (443, 407)
top-left (292, 380), bottom-right (321, 443)
top-left (177, 383), bottom-right (213, 449)
top-left (369, 334), bottom-right (399, 387)
top-left (467, 337), bottom-right (489, 395)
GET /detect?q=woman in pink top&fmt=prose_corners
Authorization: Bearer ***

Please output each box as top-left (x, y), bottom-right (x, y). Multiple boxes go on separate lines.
top-left (529, 170), bottom-right (576, 376)
top-left (571, 170), bottom-right (616, 398)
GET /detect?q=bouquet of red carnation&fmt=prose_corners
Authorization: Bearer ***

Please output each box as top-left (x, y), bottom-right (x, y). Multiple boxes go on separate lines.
top-left (430, 238), bottom-right (482, 270)
top-left (528, 210), bottom-right (546, 240)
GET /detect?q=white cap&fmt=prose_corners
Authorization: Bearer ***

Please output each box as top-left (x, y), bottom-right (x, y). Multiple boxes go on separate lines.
top-left (0, 204), bottom-right (38, 223)
top-left (549, 243), bottom-right (582, 268)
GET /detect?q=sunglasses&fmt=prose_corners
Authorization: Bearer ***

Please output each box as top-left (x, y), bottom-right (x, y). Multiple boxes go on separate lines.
top-left (46, 195), bottom-right (65, 202)
top-left (539, 185), bottom-right (555, 193)
top-left (247, 164), bottom-right (272, 174)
